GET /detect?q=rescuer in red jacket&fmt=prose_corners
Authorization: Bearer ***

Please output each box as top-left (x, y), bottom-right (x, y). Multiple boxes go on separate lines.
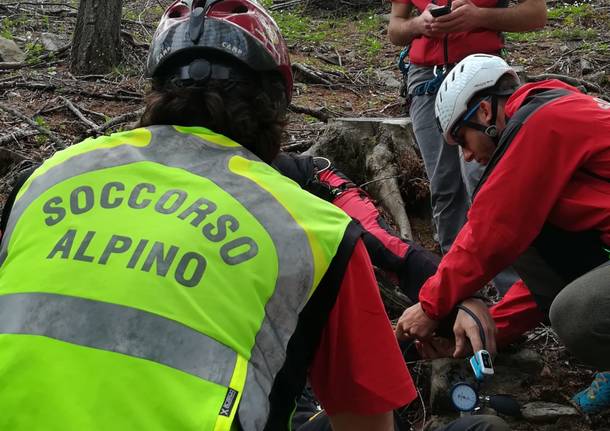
top-left (396, 53), bottom-right (610, 412)
top-left (387, 0), bottom-right (547, 296)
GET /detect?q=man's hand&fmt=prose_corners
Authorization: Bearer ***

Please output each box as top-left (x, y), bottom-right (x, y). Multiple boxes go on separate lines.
top-left (395, 302), bottom-right (439, 341)
top-left (419, 6), bottom-right (446, 38)
top-left (415, 337), bottom-right (455, 359)
top-left (453, 298), bottom-right (497, 358)
top-left (430, 0), bottom-right (484, 34)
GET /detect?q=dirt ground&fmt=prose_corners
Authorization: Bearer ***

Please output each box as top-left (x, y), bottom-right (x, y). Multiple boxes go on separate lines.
top-left (0, 0), bottom-right (609, 429)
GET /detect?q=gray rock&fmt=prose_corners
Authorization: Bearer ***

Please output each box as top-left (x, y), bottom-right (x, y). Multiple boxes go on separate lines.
top-left (494, 348), bottom-right (543, 373)
top-left (374, 70), bottom-right (402, 89)
top-left (40, 33), bottom-right (67, 52)
top-left (580, 58), bottom-right (593, 75)
top-left (0, 36), bottom-right (26, 63)
top-left (522, 401), bottom-right (579, 423)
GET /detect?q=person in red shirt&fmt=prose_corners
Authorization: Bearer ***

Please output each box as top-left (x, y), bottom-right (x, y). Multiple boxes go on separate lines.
top-left (396, 54), bottom-right (610, 414)
top-left (388, 0), bottom-right (546, 295)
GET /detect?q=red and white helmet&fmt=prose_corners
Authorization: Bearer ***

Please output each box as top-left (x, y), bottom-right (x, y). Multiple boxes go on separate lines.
top-left (435, 54), bottom-right (519, 144)
top-left (147, 0), bottom-right (293, 101)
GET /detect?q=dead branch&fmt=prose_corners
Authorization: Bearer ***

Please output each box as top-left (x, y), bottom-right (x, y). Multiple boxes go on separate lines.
top-left (0, 2), bottom-right (78, 9)
top-left (76, 105), bottom-right (108, 120)
top-left (0, 102), bottom-right (66, 149)
top-left (59, 96), bottom-right (98, 129)
top-left (86, 108), bottom-right (145, 136)
top-left (527, 73), bottom-right (604, 94)
top-left (288, 104), bottom-right (334, 122)
top-left (0, 129), bottom-right (40, 146)
top-left (0, 62), bottom-right (26, 70)
top-left (121, 30), bottom-right (149, 49)
top-left (268, 0), bottom-right (305, 10)
top-left (292, 63), bottom-right (335, 86)
top-left (0, 80), bottom-right (143, 102)
top-left (280, 141), bottom-right (314, 152)
top-left (0, 81), bottom-right (56, 91)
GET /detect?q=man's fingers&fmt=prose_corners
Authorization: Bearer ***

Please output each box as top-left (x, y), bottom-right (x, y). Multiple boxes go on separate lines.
top-left (465, 324), bottom-right (484, 353)
top-left (484, 322), bottom-right (497, 355)
top-left (453, 329), bottom-right (467, 358)
top-left (395, 322), bottom-right (410, 341)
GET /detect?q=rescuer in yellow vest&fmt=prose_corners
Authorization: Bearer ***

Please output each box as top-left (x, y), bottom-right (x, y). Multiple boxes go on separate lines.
top-left (0, 1), bottom-right (511, 431)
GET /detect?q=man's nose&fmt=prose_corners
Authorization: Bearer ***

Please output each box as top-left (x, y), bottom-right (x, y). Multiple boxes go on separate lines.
top-left (462, 147), bottom-right (475, 162)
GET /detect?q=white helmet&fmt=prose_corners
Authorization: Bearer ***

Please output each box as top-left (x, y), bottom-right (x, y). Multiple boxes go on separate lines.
top-left (435, 54), bottom-right (520, 145)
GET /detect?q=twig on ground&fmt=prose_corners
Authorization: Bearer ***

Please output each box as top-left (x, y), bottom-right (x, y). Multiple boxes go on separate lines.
top-left (380, 100), bottom-right (403, 114)
top-left (292, 63), bottom-right (335, 86)
top-left (121, 30), bottom-right (149, 49)
top-left (0, 129), bottom-right (40, 146)
top-left (86, 108), bottom-right (145, 136)
top-left (268, 0), bottom-right (305, 10)
top-left (76, 105), bottom-right (108, 120)
top-left (0, 81), bottom-right (56, 91)
top-left (280, 141), bottom-right (314, 152)
top-left (0, 103), bottom-right (66, 150)
top-left (288, 103), bottom-right (334, 122)
top-left (0, 102), bottom-right (65, 149)
top-left (59, 96), bottom-right (98, 129)
top-left (71, 74), bottom-right (109, 81)
top-left (0, 2), bottom-right (77, 10)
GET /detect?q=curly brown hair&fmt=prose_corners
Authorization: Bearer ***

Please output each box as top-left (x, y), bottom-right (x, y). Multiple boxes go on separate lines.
top-left (138, 73), bottom-right (287, 163)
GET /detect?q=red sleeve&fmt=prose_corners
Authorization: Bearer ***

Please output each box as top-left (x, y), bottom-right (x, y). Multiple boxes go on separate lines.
top-left (309, 239), bottom-right (417, 415)
top-left (418, 96), bottom-right (593, 320)
top-left (490, 280), bottom-right (544, 348)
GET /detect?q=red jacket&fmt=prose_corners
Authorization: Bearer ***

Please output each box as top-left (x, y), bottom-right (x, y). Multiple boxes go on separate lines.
top-left (420, 80), bottom-right (610, 320)
top-left (392, 0), bottom-right (505, 66)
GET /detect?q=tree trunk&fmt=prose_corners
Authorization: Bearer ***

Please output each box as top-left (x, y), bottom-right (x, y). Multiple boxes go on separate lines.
top-left (305, 117), bottom-right (428, 241)
top-left (70, 0), bottom-right (123, 75)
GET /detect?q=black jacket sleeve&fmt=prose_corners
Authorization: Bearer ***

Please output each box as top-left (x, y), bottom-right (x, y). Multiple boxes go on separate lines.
top-left (1, 166), bottom-right (37, 234)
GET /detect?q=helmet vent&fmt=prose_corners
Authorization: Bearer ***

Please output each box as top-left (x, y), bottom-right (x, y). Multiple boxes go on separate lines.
top-left (168, 4), bottom-right (189, 18)
top-left (460, 64), bottom-right (465, 72)
top-left (232, 5), bottom-right (248, 13)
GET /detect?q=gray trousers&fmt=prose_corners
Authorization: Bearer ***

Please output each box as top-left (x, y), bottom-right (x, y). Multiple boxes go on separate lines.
top-left (550, 260), bottom-right (610, 369)
top-left (407, 66), bottom-right (518, 293)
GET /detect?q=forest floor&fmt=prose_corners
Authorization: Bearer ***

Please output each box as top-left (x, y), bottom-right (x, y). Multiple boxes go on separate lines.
top-left (0, 0), bottom-right (609, 429)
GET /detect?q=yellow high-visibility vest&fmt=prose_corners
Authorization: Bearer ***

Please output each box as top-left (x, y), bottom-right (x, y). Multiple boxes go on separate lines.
top-left (0, 125), bottom-right (355, 431)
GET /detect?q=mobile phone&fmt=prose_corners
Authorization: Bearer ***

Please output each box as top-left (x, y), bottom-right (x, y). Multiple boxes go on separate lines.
top-left (430, 4), bottom-right (451, 17)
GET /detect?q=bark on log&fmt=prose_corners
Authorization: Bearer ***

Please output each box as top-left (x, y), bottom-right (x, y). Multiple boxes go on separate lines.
top-left (70, 0), bottom-right (123, 75)
top-left (305, 117), bottom-right (426, 241)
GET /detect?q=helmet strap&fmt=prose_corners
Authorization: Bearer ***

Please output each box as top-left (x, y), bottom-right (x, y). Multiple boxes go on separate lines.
top-left (168, 59), bottom-right (250, 87)
top-left (189, 7), bottom-right (206, 43)
top-left (461, 95), bottom-right (501, 144)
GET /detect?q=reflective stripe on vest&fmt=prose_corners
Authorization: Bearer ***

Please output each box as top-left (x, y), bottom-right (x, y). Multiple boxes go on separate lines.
top-left (0, 292), bottom-right (236, 385)
top-left (0, 125), bottom-right (352, 431)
